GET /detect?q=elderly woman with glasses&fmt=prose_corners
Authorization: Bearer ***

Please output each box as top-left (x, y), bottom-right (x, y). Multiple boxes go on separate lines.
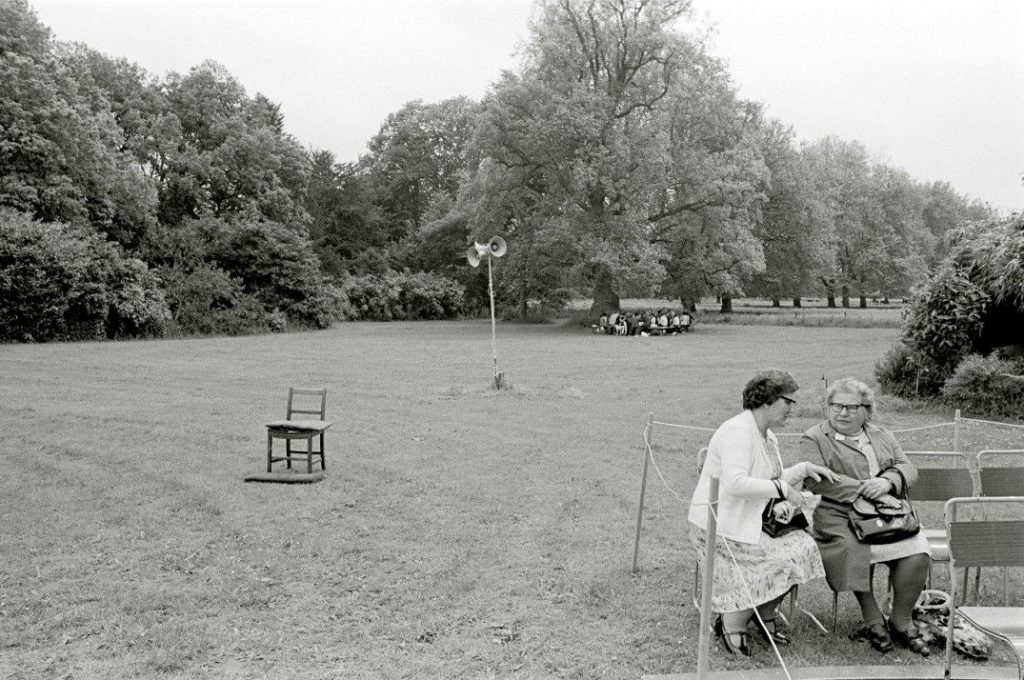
top-left (801, 377), bottom-right (931, 656)
top-left (688, 370), bottom-right (838, 656)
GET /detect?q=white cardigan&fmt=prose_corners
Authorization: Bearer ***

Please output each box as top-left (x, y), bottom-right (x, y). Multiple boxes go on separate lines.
top-left (688, 410), bottom-right (809, 544)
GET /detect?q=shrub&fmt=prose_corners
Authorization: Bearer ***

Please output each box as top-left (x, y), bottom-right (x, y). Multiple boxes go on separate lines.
top-left (159, 265), bottom-right (278, 336)
top-left (874, 341), bottom-right (946, 398)
top-left (941, 354), bottom-right (1024, 418)
top-left (339, 271), bottom-right (465, 321)
top-left (901, 267), bottom-right (990, 374)
top-left (204, 218), bottom-right (345, 328)
top-left (0, 209), bottom-right (170, 341)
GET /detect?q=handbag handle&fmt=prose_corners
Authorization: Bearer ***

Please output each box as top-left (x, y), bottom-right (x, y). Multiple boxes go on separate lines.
top-left (878, 465), bottom-right (911, 501)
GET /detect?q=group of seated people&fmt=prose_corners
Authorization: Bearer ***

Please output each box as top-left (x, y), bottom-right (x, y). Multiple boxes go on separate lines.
top-left (593, 308), bottom-right (692, 336)
top-left (690, 373), bottom-right (935, 658)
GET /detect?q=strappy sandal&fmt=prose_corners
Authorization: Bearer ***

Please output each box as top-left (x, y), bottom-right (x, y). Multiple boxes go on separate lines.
top-left (755, 617), bottom-right (791, 646)
top-left (888, 620), bottom-right (931, 657)
top-left (714, 615), bottom-right (751, 656)
top-left (852, 620), bottom-right (893, 653)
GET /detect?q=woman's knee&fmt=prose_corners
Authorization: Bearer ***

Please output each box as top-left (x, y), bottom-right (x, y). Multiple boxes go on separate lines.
top-left (891, 552), bottom-right (931, 584)
top-left (901, 552), bottom-right (931, 573)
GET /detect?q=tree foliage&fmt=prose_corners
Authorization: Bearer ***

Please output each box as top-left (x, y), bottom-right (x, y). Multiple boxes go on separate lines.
top-left (877, 214), bottom-right (1024, 402)
top-left (0, 0), bottom-right (1003, 340)
top-left (0, 208), bottom-right (169, 341)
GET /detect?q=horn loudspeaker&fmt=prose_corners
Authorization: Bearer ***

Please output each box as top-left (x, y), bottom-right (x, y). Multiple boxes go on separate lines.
top-left (488, 236), bottom-right (507, 258)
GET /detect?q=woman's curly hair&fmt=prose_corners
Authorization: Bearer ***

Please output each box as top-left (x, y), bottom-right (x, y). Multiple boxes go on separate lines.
top-left (742, 369), bottom-right (799, 410)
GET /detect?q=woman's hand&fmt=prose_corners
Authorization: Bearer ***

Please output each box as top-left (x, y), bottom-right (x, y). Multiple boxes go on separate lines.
top-left (781, 482), bottom-right (806, 506)
top-left (803, 462), bottom-right (840, 483)
top-left (772, 500), bottom-right (796, 523)
top-left (857, 477), bottom-right (894, 500)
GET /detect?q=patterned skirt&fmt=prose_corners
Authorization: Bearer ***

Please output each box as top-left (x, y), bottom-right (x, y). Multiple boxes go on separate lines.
top-left (691, 525), bottom-right (825, 614)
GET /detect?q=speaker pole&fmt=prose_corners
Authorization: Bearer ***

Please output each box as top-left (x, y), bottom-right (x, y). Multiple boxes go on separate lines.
top-left (488, 253), bottom-right (500, 388)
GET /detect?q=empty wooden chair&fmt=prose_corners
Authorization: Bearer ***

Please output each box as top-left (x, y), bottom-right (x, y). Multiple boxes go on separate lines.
top-left (943, 496), bottom-right (1024, 680)
top-left (266, 387), bottom-right (332, 473)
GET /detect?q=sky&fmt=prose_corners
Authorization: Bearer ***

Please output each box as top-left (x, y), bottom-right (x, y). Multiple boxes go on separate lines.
top-left (29, 0), bottom-right (1024, 214)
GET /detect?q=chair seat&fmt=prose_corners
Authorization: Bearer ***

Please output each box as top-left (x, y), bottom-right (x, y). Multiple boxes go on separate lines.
top-left (958, 606), bottom-right (1024, 663)
top-left (266, 419), bottom-right (332, 432)
top-left (959, 607), bottom-right (1024, 639)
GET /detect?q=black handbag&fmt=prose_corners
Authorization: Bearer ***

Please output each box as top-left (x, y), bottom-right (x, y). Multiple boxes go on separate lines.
top-left (762, 498), bottom-right (810, 538)
top-left (848, 467), bottom-right (921, 544)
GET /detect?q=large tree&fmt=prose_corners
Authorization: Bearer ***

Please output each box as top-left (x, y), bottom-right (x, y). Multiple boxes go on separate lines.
top-left (0, 0), bottom-right (158, 248)
top-left (364, 97), bottom-right (480, 243)
top-left (746, 120), bottom-right (830, 306)
top-left (460, 0), bottom-right (767, 315)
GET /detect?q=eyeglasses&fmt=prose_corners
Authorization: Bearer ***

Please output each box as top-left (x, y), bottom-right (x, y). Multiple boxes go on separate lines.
top-left (828, 403), bottom-right (868, 414)
top-left (780, 396), bottom-right (797, 405)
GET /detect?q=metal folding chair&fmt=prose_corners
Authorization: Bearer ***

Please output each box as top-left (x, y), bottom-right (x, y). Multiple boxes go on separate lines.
top-left (943, 496), bottom-right (1024, 680)
top-left (905, 451), bottom-right (975, 586)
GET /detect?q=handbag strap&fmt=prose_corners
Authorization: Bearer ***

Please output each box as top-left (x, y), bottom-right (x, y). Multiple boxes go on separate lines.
top-left (879, 465), bottom-right (911, 501)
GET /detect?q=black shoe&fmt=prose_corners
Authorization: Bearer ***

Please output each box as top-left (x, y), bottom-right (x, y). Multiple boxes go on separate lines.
top-left (888, 620), bottom-right (930, 656)
top-left (852, 620), bottom-right (893, 653)
top-left (755, 617), bottom-right (791, 646)
top-left (714, 615), bottom-right (751, 656)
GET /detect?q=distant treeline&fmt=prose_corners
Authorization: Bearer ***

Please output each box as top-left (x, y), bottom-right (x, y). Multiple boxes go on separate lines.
top-left (0, 0), bottom-right (998, 341)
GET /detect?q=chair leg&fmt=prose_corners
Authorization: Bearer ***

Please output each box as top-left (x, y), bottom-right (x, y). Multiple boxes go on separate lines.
top-left (306, 436), bottom-right (313, 473)
top-left (832, 590), bottom-right (838, 632)
top-left (267, 432), bottom-right (273, 472)
top-left (320, 431), bottom-right (326, 471)
top-left (789, 585), bottom-right (798, 629)
top-left (286, 438), bottom-right (292, 469)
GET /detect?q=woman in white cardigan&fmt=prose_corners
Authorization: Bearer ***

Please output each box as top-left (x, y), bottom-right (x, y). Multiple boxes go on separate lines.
top-left (688, 369), bottom-right (838, 655)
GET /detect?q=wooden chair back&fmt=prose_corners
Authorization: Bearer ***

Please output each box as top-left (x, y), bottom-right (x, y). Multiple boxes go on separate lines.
top-left (286, 387), bottom-right (327, 421)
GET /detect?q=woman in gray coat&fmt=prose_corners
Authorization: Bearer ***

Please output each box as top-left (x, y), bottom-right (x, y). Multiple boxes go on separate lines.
top-left (801, 377), bottom-right (931, 656)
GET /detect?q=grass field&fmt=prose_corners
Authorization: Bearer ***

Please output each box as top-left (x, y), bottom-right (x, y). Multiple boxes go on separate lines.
top-left (2, 320), bottom-right (1022, 679)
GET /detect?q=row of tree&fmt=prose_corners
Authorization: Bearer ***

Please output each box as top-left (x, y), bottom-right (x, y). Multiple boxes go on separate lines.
top-left (0, 0), bottom-right (999, 341)
top-left (308, 0), bottom-right (995, 314)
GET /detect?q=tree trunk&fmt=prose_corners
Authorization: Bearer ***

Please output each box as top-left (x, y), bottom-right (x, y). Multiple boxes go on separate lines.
top-left (520, 289), bottom-right (529, 319)
top-left (771, 297), bottom-right (781, 308)
top-left (859, 294), bottom-right (867, 309)
top-left (679, 296), bottom-right (698, 313)
top-left (841, 285), bottom-right (850, 308)
top-left (720, 295), bottom-right (733, 313)
top-left (792, 297), bottom-right (802, 308)
top-left (589, 270), bottom-right (620, 318)
top-left (822, 280), bottom-right (836, 308)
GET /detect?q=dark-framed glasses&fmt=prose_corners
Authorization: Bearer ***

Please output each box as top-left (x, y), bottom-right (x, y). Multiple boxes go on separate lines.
top-left (828, 402), bottom-right (867, 414)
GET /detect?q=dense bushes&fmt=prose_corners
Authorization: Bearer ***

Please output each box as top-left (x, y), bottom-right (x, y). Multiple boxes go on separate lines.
top-left (158, 265), bottom-right (282, 336)
top-left (940, 353), bottom-right (1024, 419)
top-left (875, 215), bottom-right (1024, 417)
top-left (900, 267), bottom-right (990, 384)
top-left (874, 342), bottom-right (946, 398)
top-left (0, 210), bottom-right (170, 341)
top-left (340, 271), bottom-right (465, 321)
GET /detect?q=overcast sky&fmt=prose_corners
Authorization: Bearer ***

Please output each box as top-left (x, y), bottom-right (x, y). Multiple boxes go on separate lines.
top-left (30, 0), bottom-right (1024, 213)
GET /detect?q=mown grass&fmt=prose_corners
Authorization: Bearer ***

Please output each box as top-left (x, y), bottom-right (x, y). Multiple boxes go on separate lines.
top-left (1, 321), bottom-right (1021, 679)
